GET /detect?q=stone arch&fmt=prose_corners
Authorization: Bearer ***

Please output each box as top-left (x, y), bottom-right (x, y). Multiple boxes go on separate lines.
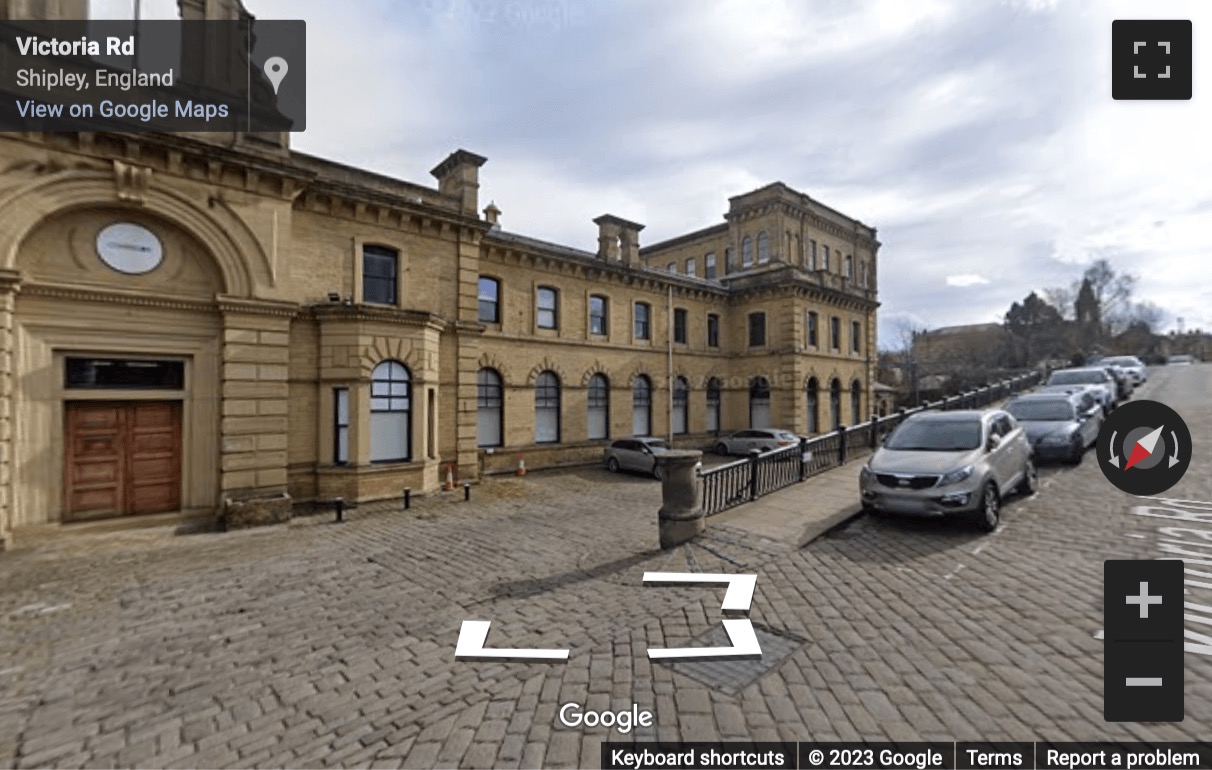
top-left (477, 351), bottom-right (512, 384)
top-left (580, 360), bottom-right (613, 387)
top-left (360, 337), bottom-right (423, 378)
top-left (525, 357), bottom-right (569, 386)
top-left (0, 170), bottom-right (273, 297)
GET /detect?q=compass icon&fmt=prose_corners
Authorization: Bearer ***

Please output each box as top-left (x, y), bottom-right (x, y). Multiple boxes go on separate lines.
top-left (1097, 399), bottom-right (1192, 495)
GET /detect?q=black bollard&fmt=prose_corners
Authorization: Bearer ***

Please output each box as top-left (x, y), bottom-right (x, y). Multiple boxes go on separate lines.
top-left (403, 487), bottom-right (411, 510)
top-left (334, 497), bottom-right (345, 522)
top-left (463, 482), bottom-right (471, 502)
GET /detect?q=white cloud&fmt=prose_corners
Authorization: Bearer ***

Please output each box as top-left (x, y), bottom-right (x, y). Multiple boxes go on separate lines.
top-left (945, 274), bottom-right (991, 287)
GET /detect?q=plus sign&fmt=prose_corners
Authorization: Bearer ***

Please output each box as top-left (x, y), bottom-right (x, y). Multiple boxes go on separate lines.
top-left (1127, 581), bottom-right (1163, 619)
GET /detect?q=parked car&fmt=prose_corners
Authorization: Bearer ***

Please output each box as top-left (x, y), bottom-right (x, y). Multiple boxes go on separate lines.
top-left (1095, 355), bottom-right (1148, 384)
top-left (1039, 367), bottom-right (1117, 412)
top-left (604, 437), bottom-right (670, 478)
top-left (1004, 391), bottom-right (1101, 464)
top-left (713, 429), bottom-right (801, 456)
top-left (858, 409), bottom-right (1036, 532)
top-left (1167, 354), bottom-right (1195, 365)
top-left (1100, 365), bottom-right (1133, 400)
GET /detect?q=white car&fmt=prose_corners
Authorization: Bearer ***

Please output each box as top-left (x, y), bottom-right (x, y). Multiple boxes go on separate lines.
top-left (1095, 355), bottom-right (1148, 384)
top-left (713, 429), bottom-right (801, 456)
top-left (1039, 368), bottom-right (1117, 412)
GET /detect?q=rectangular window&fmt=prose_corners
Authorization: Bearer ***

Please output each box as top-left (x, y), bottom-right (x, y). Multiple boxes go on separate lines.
top-left (705, 253), bottom-right (717, 279)
top-left (634, 302), bottom-right (651, 340)
top-left (589, 295), bottom-right (608, 335)
top-left (673, 308), bottom-right (688, 344)
top-left (830, 316), bottom-right (841, 350)
top-left (852, 321), bottom-right (862, 352)
top-left (667, 262), bottom-right (677, 273)
top-left (478, 276), bottom-right (499, 323)
top-left (748, 312), bottom-right (766, 348)
top-left (724, 248), bottom-right (732, 272)
top-left (362, 245), bottom-right (398, 305)
top-left (845, 255), bottom-right (853, 280)
top-left (65, 357), bottom-right (184, 389)
top-left (822, 245), bottom-right (831, 272)
top-left (807, 312), bottom-right (819, 347)
top-left (808, 240), bottom-right (817, 270)
top-left (686, 257), bottom-right (697, 277)
top-left (333, 387), bottom-right (349, 464)
top-left (536, 286), bottom-right (558, 329)
top-left (707, 314), bottom-right (720, 348)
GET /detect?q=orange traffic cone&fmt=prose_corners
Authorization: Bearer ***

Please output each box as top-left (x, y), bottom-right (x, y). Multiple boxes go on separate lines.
top-left (443, 463), bottom-right (455, 491)
top-left (516, 455), bottom-right (527, 477)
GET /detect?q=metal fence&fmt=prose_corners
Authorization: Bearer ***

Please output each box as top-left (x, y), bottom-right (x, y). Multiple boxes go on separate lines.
top-left (698, 371), bottom-right (1042, 517)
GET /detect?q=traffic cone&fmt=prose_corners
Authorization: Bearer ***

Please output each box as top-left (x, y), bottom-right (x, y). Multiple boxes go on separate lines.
top-left (443, 463), bottom-right (455, 491)
top-left (516, 455), bottom-right (527, 477)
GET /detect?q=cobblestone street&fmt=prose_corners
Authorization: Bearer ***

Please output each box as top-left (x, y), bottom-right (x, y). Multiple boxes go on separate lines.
top-left (1, 365), bottom-right (1210, 769)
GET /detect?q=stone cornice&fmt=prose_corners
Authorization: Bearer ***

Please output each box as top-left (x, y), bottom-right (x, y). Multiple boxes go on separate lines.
top-left (217, 295), bottom-right (301, 318)
top-left (8, 131), bottom-right (315, 202)
top-left (481, 239), bottom-right (729, 303)
top-left (22, 282), bottom-right (221, 314)
top-left (309, 303), bottom-right (448, 331)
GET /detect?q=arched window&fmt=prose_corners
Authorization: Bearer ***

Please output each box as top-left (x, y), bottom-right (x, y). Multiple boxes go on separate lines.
top-left (672, 377), bottom-right (689, 435)
top-left (534, 371), bottom-right (561, 443)
top-left (632, 375), bottom-right (652, 436)
top-left (806, 377), bottom-right (819, 434)
top-left (749, 377), bottom-right (771, 429)
top-left (851, 379), bottom-right (863, 426)
top-left (476, 368), bottom-right (503, 448)
top-left (829, 378), bottom-right (842, 430)
top-left (706, 377), bottom-right (721, 434)
top-left (370, 360), bottom-right (411, 462)
top-left (741, 236), bottom-right (754, 267)
top-left (587, 373), bottom-right (610, 440)
top-left (757, 231), bottom-right (770, 263)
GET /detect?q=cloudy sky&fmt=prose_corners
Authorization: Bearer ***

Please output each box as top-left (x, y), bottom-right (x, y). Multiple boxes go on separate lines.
top-left (93, 0), bottom-right (1212, 346)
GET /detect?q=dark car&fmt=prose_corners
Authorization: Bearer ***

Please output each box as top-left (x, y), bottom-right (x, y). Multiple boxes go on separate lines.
top-left (1005, 391), bottom-right (1101, 464)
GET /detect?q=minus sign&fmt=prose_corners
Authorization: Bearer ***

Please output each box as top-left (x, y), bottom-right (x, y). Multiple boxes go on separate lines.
top-left (1126, 677), bottom-right (1163, 686)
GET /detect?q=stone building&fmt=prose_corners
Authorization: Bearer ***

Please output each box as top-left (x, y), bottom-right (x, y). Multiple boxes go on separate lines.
top-left (0, 8), bottom-right (879, 547)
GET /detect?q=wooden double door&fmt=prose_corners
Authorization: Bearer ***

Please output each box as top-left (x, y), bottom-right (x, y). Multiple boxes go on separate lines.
top-left (64, 401), bottom-right (182, 521)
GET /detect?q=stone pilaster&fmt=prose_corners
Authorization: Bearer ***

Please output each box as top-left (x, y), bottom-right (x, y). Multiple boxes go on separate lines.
top-left (0, 270), bottom-right (18, 548)
top-left (218, 297), bottom-right (297, 526)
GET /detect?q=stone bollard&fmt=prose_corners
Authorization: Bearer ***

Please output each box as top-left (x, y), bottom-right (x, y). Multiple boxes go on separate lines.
top-left (655, 450), bottom-right (705, 549)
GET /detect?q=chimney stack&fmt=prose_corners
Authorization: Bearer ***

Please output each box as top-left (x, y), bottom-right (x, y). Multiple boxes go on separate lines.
top-left (593, 214), bottom-right (644, 265)
top-left (431, 149), bottom-right (488, 215)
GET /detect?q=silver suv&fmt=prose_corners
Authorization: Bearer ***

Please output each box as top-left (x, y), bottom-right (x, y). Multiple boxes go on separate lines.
top-left (859, 409), bottom-right (1036, 532)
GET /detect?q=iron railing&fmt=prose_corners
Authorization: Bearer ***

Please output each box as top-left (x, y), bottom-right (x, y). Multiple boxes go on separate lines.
top-left (698, 371), bottom-right (1042, 516)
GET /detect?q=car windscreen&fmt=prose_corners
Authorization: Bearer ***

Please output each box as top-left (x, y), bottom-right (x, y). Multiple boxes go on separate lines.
top-left (884, 420), bottom-right (982, 451)
top-left (1047, 370), bottom-right (1104, 385)
top-left (1106, 357), bottom-right (1140, 367)
top-left (1007, 400), bottom-right (1074, 421)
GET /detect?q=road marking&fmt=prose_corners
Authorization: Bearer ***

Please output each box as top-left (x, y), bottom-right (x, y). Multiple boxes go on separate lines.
top-left (943, 563), bottom-right (966, 580)
top-left (1126, 533), bottom-right (1146, 539)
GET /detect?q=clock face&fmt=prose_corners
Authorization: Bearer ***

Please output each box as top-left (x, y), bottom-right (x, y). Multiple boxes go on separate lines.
top-left (96, 223), bottom-right (163, 275)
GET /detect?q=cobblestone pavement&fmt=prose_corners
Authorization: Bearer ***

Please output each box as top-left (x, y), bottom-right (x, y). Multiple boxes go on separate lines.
top-left (0, 365), bottom-right (1210, 768)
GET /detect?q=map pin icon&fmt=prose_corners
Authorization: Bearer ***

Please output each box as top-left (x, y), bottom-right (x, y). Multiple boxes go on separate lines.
top-left (264, 56), bottom-right (288, 95)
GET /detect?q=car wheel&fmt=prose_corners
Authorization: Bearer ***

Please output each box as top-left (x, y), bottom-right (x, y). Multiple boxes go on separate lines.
top-left (976, 482), bottom-right (1000, 532)
top-left (1017, 460), bottom-right (1038, 495)
top-left (714, 442), bottom-right (729, 456)
top-left (1068, 440), bottom-right (1084, 465)
top-left (606, 457), bottom-right (620, 473)
top-left (653, 464), bottom-right (663, 481)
